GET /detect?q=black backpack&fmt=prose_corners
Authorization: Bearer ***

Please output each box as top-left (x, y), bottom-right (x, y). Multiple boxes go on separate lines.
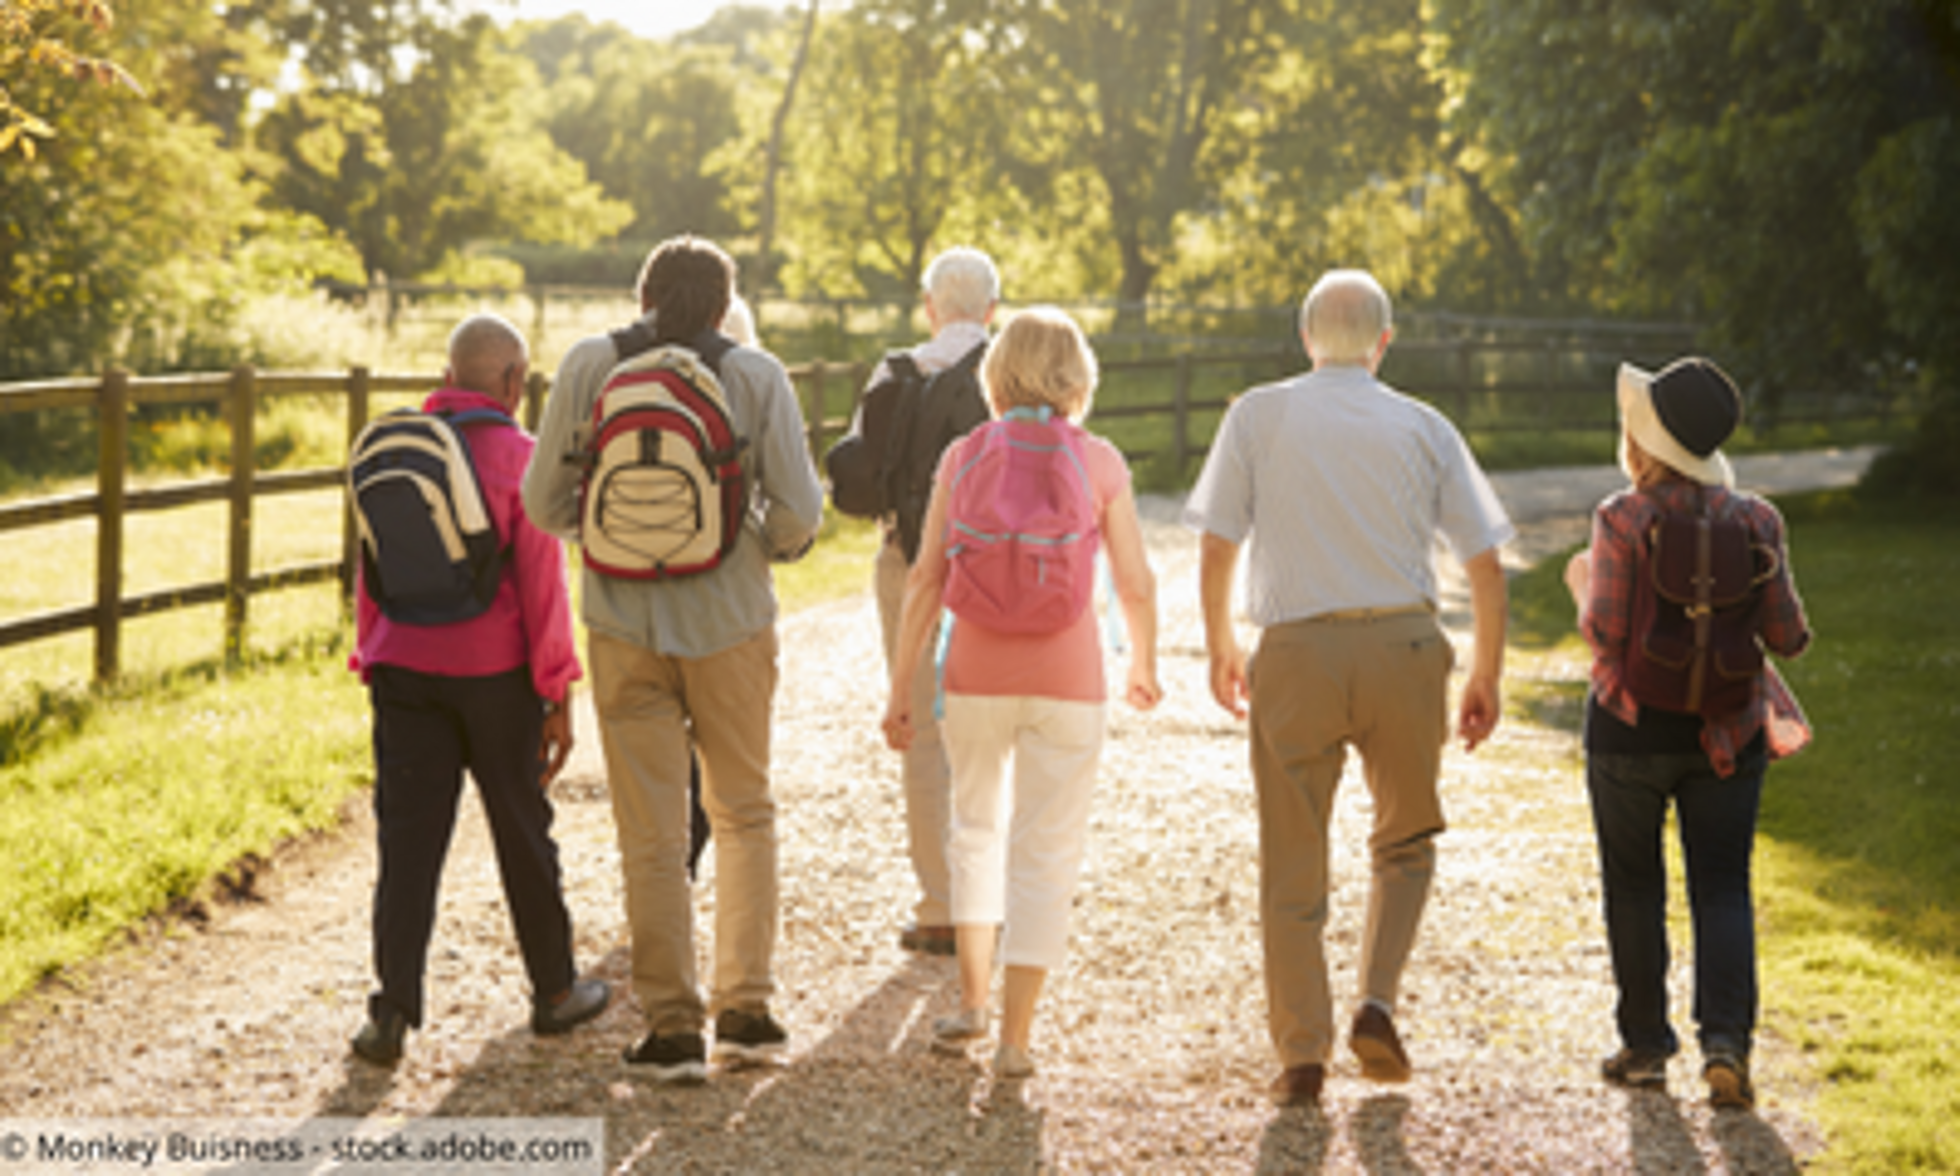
top-left (348, 406), bottom-right (512, 625)
top-left (823, 342), bottom-right (989, 562)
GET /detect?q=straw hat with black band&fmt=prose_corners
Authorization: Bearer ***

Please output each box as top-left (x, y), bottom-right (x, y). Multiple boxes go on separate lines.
top-left (1616, 357), bottom-right (1742, 489)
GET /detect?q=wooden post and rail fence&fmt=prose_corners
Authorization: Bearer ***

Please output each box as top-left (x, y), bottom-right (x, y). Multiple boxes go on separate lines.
top-left (6, 319), bottom-right (1904, 687)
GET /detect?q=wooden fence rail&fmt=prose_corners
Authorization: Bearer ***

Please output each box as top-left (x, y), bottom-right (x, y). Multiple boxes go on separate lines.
top-left (0, 330), bottom-right (1901, 684)
top-left (0, 366), bottom-right (471, 683)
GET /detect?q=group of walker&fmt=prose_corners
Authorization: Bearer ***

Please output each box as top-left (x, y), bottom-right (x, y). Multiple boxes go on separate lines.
top-left (345, 238), bottom-right (1811, 1116)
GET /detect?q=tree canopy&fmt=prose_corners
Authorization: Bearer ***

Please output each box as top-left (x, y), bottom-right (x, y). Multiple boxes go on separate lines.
top-left (5, 0), bottom-right (1959, 486)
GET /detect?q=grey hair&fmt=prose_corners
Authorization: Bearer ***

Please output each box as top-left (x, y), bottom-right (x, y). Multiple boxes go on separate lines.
top-left (1300, 270), bottom-right (1392, 366)
top-left (923, 247), bottom-right (1000, 323)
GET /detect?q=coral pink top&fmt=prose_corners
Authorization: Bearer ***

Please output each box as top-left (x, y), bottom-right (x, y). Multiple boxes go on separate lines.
top-left (936, 428), bottom-right (1131, 704)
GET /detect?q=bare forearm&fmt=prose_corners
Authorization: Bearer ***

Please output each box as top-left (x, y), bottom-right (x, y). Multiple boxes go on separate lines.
top-left (1465, 549), bottom-right (1507, 683)
top-left (1199, 533), bottom-right (1240, 655)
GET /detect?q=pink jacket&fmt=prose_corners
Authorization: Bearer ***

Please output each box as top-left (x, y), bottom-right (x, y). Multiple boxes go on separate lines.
top-left (351, 388), bottom-right (582, 704)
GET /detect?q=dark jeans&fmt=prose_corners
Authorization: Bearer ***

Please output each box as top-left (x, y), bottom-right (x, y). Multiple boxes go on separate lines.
top-left (1585, 742), bottom-right (1766, 1060)
top-left (369, 664), bottom-right (576, 1026)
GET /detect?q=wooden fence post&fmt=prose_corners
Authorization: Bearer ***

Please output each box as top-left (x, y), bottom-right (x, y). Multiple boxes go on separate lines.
top-left (1172, 352), bottom-right (1193, 475)
top-left (94, 369), bottom-right (129, 685)
top-left (524, 369), bottom-right (547, 433)
top-left (805, 361), bottom-right (828, 459)
top-left (225, 365), bottom-right (257, 666)
top-left (848, 362), bottom-right (868, 419)
top-left (341, 366), bottom-right (371, 607)
top-left (1452, 339), bottom-right (1472, 426)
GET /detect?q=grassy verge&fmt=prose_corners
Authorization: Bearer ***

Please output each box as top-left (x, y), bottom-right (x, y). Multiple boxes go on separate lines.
top-left (1507, 489), bottom-right (1960, 1173)
top-left (0, 638), bottom-right (371, 1006)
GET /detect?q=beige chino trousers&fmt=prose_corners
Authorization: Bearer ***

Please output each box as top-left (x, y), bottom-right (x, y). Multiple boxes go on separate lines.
top-left (1250, 611), bottom-right (1452, 1068)
top-left (876, 536), bottom-right (955, 928)
top-left (591, 627), bottom-right (780, 1035)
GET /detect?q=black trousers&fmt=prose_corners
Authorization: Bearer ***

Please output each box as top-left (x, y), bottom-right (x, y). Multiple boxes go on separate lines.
top-left (368, 664), bottom-right (576, 1026)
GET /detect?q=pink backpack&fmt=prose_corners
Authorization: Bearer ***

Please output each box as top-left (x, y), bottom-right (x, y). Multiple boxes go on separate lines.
top-left (941, 407), bottom-right (1100, 635)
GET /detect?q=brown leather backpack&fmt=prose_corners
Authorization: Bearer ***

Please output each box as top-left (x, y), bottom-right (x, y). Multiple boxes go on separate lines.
top-left (1624, 492), bottom-right (1780, 718)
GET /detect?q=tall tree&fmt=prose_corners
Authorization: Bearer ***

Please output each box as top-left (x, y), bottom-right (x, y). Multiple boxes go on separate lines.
top-left (514, 16), bottom-right (748, 243)
top-left (757, 0), bottom-right (820, 293)
top-left (1431, 0), bottom-right (1960, 420)
top-left (257, 15), bottom-right (631, 282)
top-left (998, 0), bottom-right (1302, 329)
top-left (0, 0), bottom-right (355, 377)
top-left (779, 0), bottom-right (1014, 298)
top-left (1161, 0), bottom-right (1485, 309)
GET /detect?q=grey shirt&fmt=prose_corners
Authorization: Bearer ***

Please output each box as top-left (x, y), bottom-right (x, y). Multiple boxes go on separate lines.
top-left (1182, 365), bottom-right (1513, 628)
top-left (522, 322), bottom-right (825, 658)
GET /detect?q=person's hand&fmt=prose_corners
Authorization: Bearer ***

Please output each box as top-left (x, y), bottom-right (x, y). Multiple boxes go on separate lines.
top-left (1125, 661), bottom-right (1163, 712)
top-left (1563, 549), bottom-right (1592, 611)
top-left (1208, 641), bottom-right (1248, 720)
top-left (882, 694), bottom-right (914, 752)
top-left (1456, 671), bottom-right (1501, 753)
top-left (539, 704), bottom-right (574, 789)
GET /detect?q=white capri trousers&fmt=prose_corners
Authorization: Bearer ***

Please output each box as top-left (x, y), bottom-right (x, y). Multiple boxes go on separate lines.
top-left (941, 692), bottom-right (1106, 971)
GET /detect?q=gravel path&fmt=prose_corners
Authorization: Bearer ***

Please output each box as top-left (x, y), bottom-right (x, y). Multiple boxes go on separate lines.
top-left (0, 449), bottom-right (1876, 1172)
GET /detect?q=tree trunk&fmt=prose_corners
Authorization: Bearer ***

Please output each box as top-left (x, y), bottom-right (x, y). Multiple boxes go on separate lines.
top-left (1112, 229), bottom-right (1158, 338)
top-left (756, 0), bottom-right (820, 300)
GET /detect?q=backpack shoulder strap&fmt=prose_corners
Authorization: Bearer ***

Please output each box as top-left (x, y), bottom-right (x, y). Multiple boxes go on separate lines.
top-left (887, 352), bottom-right (922, 384)
top-left (687, 327), bottom-right (737, 376)
top-left (911, 341), bottom-right (989, 457)
top-left (606, 322), bottom-right (735, 380)
top-left (609, 319), bottom-right (661, 364)
top-left (437, 407), bottom-right (516, 430)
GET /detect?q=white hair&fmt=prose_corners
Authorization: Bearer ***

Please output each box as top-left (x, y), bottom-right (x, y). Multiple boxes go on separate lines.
top-left (1300, 270), bottom-right (1392, 366)
top-left (721, 294), bottom-right (757, 347)
top-left (923, 247), bottom-right (1000, 323)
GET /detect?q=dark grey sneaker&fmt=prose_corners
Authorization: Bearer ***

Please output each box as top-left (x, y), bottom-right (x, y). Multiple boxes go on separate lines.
top-left (713, 1008), bottom-right (788, 1067)
top-left (1602, 1047), bottom-right (1670, 1090)
top-left (351, 1005), bottom-right (408, 1067)
top-left (623, 1031), bottom-right (707, 1085)
top-left (532, 978), bottom-right (611, 1036)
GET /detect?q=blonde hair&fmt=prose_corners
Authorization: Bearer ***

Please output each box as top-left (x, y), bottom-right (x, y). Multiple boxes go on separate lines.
top-left (982, 306), bottom-right (1098, 421)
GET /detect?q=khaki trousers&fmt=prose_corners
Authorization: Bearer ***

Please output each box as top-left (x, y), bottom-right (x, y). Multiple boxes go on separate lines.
top-left (876, 536), bottom-right (954, 927)
top-left (1250, 611), bottom-right (1452, 1067)
top-left (591, 627), bottom-right (779, 1035)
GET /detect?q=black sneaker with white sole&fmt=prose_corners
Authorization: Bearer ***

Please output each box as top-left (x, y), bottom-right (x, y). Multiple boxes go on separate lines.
top-left (623, 1031), bottom-right (707, 1085)
top-left (713, 1009), bottom-right (788, 1067)
top-left (1602, 1046), bottom-right (1671, 1090)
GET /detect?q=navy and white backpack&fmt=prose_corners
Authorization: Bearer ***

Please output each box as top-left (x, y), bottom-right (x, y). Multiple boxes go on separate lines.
top-left (348, 407), bottom-right (511, 625)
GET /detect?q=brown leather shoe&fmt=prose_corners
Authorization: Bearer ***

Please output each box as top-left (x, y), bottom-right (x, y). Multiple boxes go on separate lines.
top-left (1268, 1063), bottom-right (1325, 1107)
top-left (899, 924), bottom-right (956, 956)
top-left (1350, 1004), bottom-right (1413, 1083)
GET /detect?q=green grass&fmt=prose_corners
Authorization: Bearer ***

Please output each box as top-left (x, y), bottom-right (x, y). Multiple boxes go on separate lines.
top-left (0, 641), bottom-right (371, 1005)
top-left (1507, 488), bottom-right (1960, 1173)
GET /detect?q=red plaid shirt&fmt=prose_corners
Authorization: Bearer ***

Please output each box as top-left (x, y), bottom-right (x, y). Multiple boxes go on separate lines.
top-left (1581, 481), bottom-right (1813, 776)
